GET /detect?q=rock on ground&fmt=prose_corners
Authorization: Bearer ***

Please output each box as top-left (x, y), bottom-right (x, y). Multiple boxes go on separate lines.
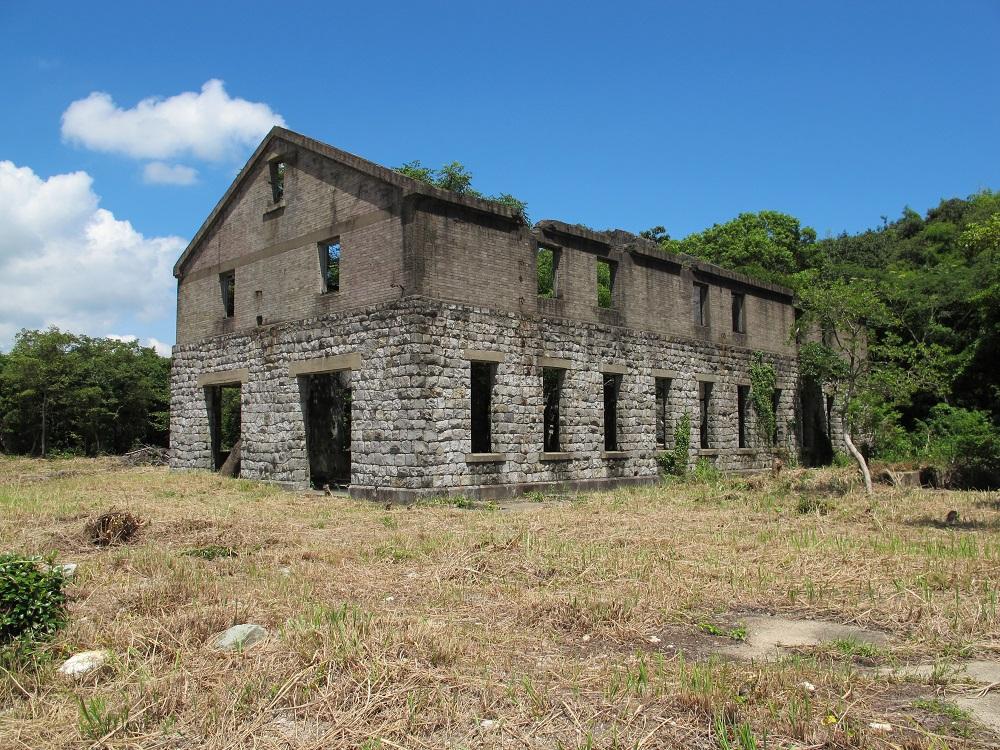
top-left (207, 623), bottom-right (268, 651)
top-left (58, 650), bottom-right (109, 679)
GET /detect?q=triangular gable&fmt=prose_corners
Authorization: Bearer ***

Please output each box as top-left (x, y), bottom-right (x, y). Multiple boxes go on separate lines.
top-left (173, 126), bottom-right (524, 278)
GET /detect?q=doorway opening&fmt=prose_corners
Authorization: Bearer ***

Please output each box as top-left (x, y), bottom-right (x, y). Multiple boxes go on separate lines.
top-left (300, 371), bottom-right (352, 489)
top-left (207, 384), bottom-right (242, 475)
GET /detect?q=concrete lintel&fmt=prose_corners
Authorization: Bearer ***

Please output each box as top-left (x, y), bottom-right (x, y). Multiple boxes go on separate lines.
top-left (537, 356), bottom-right (573, 370)
top-left (463, 349), bottom-right (505, 363)
top-left (197, 369), bottom-right (249, 387)
top-left (651, 368), bottom-right (679, 379)
top-left (695, 373), bottom-right (720, 382)
top-left (465, 452), bottom-right (508, 463)
top-left (599, 363), bottom-right (627, 375)
top-left (289, 352), bottom-right (361, 376)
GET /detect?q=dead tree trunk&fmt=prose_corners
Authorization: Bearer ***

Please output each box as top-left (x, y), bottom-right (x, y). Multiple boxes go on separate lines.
top-left (843, 431), bottom-right (872, 495)
top-left (218, 439), bottom-right (241, 478)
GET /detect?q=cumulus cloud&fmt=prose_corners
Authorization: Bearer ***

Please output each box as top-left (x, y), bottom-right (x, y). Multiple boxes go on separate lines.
top-left (61, 79), bottom-right (285, 162)
top-left (143, 161), bottom-right (198, 186)
top-left (0, 161), bottom-right (185, 350)
top-left (107, 334), bottom-right (172, 356)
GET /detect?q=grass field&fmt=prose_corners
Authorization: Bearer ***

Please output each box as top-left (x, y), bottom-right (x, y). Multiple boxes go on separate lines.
top-left (1, 457), bottom-right (999, 749)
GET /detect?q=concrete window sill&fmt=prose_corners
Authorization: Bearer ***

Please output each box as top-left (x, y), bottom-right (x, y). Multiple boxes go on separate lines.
top-left (263, 201), bottom-right (286, 217)
top-left (540, 452), bottom-right (573, 462)
top-left (735, 448), bottom-right (756, 455)
top-left (601, 450), bottom-right (628, 459)
top-left (465, 453), bottom-right (507, 463)
top-left (697, 449), bottom-right (720, 456)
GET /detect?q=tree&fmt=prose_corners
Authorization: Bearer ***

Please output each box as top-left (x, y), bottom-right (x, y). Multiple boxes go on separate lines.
top-left (393, 160), bottom-right (528, 222)
top-left (663, 211), bottom-right (819, 289)
top-left (796, 279), bottom-right (897, 493)
top-left (0, 328), bottom-right (170, 456)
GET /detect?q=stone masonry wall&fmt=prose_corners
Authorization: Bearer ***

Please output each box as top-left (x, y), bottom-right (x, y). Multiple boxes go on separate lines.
top-left (171, 296), bottom-right (798, 498)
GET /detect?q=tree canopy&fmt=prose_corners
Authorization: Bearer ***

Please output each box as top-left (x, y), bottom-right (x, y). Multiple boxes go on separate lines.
top-left (647, 190), bottom-right (1000, 485)
top-left (0, 328), bottom-right (169, 456)
top-left (394, 160), bottom-right (528, 222)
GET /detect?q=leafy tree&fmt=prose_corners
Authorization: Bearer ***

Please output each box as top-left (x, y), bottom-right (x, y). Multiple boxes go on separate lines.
top-left (393, 160), bottom-right (528, 222)
top-left (796, 279), bottom-right (898, 493)
top-left (661, 211), bottom-right (819, 288)
top-left (0, 328), bottom-right (170, 456)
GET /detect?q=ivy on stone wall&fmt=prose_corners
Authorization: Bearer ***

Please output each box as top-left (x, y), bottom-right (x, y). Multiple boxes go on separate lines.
top-left (749, 353), bottom-right (777, 450)
top-left (655, 411), bottom-right (691, 477)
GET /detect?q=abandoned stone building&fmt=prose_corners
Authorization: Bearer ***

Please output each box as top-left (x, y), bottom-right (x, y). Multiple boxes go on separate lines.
top-left (170, 127), bottom-right (838, 500)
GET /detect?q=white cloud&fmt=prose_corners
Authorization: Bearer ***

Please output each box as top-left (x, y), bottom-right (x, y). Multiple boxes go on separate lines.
top-left (107, 334), bottom-right (173, 357)
top-left (147, 337), bottom-right (172, 356)
top-left (143, 161), bottom-right (198, 186)
top-left (61, 79), bottom-right (285, 162)
top-left (0, 161), bottom-right (185, 350)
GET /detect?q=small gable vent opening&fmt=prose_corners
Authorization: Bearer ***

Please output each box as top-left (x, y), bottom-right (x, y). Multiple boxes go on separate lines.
top-left (269, 160), bottom-right (286, 203)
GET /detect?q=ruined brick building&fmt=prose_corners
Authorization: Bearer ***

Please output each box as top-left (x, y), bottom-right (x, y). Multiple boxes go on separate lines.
top-left (170, 127), bottom-right (838, 500)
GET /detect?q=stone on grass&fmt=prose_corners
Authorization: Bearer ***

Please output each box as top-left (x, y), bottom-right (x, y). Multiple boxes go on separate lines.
top-left (208, 623), bottom-right (268, 651)
top-left (58, 650), bottom-right (109, 680)
top-left (56, 562), bottom-right (78, 578)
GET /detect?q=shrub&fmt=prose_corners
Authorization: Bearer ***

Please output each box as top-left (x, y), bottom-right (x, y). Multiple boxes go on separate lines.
top-left (0, 554), bottom-right (68, 644)
top-left (657, 412), bottom-right (691, 477)
top-left (918, 405), bottom-right (1000, 488)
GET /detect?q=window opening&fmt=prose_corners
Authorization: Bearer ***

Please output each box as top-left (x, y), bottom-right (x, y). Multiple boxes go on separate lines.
top-left (772, 388), bottom-right (782, 444)
top-left (699, 381), bottom-right (713, 449)
top-left (537, 246), bottom-right (559, 298)
top-left (269, 160), bottom-right (285, 203)
top-left (738, 385), bottom-right (750, 448)
top-left (732, 292), bottom-right (746, 333)
top-left (470, 362), bottom-right (495, 453)
top-left (655, 377), bottom-right (672, 449)
top-left (207, 384), bottom-right (241, 475)
top-left (320, 240), bottom-right (341, 293)
top-left (694, 282), bottom-right (709, 326)
top-left (542, 368), bottom-right (564, 452)
top-left (220, 271), bottom-right (235, 318)
top-left (603, 373), bottom-right (622, 451)
top-left (300, 371), bottom-right (352, 489)
top-left (597, 259), bottom-right (615, 308)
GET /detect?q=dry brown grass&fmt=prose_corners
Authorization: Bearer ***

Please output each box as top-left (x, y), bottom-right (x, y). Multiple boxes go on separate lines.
top-left (1, 456), bottom-right (998, 749)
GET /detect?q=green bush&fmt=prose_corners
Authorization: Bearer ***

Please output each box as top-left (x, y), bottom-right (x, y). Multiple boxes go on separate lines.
top-left (0, 554), bottom-right (68, 644)
top-left (918, 405), bottom-right (1000, 488)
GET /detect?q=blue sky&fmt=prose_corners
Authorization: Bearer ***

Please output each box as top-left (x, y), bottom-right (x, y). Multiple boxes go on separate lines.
top-left (1, 1), bottom-right (998, 352)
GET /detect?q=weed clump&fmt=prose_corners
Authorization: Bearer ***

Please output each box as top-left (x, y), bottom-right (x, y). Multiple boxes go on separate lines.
top-left (85, 508), bottom-right (141, 546)
top-left (183, 545), bottom-right (238, 560)
top-left (0, 554), bottom-right (68, 643)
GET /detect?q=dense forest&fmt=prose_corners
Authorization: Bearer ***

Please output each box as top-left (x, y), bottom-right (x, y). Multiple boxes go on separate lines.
top-left (648, 190), bottom-right (1000, 487)
top-left (0, 329), bottom-right (169, 456)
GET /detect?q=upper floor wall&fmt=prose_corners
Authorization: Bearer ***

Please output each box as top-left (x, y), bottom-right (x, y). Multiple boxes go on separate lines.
top-left (174, 128), bottom-right (796, 357)
top-left (175, 136), bottom-right (407, 344)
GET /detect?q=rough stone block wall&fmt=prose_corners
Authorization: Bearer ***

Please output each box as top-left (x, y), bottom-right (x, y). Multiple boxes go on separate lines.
top-left (171, 297), bottom-right (799, 499)
top-left (171, 300), bottom-right (422, 489)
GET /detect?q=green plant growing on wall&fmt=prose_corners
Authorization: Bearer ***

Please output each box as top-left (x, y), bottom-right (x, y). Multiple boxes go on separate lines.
top-left (749, 353), bottom-right (777, 451)
top-left (673, 412), bottom-right (691, 475)
top-left (655, 412), bottom-right (691, 476)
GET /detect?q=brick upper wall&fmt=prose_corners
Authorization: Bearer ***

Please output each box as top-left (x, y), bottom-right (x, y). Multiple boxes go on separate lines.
top-left (175, 135), bottom-right (797, 358)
